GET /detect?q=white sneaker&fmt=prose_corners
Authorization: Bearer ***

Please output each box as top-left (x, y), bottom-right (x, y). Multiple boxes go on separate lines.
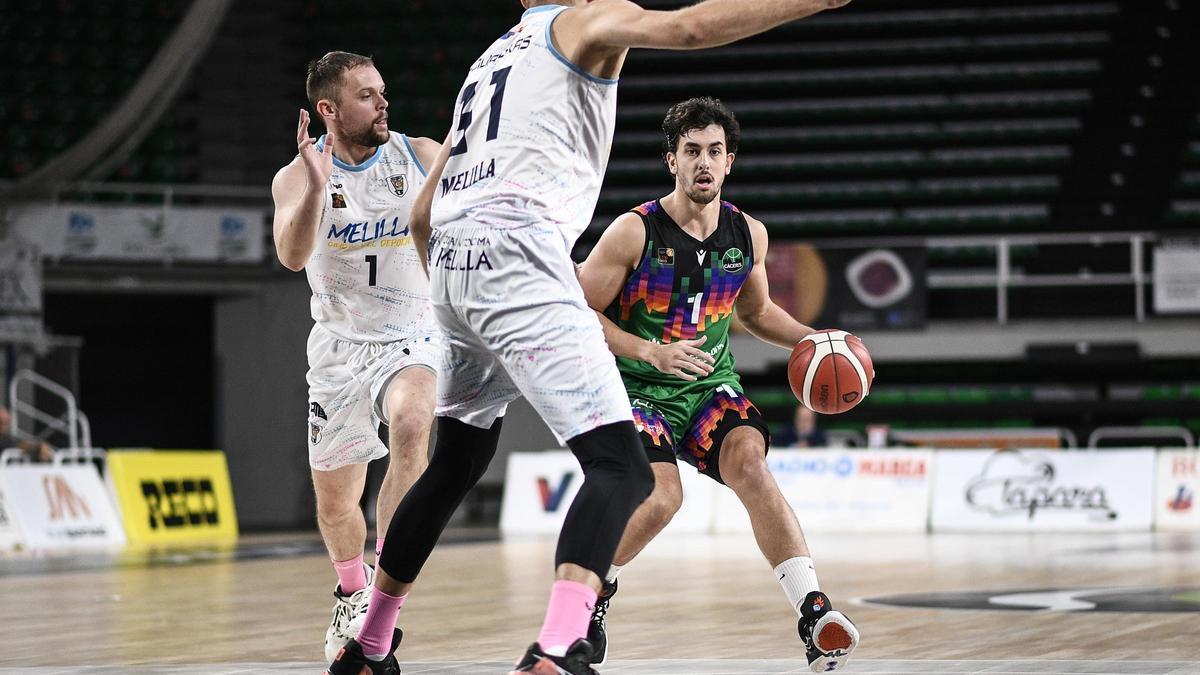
top-left (324, 563), bottom-right (375, 663)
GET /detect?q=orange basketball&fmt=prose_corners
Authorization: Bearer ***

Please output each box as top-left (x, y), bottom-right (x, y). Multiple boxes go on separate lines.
top-left (788, 329), bottom-right (875, 414)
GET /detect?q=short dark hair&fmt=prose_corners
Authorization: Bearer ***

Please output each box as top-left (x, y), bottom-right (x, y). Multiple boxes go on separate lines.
top-left (305, 51), bottom-right (375, 109)
top-left (662, 97), bottom-right (740, 158)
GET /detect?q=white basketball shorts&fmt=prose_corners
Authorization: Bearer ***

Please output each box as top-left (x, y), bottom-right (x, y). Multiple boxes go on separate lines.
top-left (428, 221), bottom-right (632, 443)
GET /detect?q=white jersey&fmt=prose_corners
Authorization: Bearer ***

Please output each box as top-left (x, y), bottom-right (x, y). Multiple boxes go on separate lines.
top-left (305, 131), bottom-right (431, 343)
top-left (431, 4), bottom-right (618, 249)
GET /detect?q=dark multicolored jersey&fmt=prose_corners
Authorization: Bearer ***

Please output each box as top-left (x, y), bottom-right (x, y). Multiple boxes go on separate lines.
top-left (606, 199), bottom-right (754, 391)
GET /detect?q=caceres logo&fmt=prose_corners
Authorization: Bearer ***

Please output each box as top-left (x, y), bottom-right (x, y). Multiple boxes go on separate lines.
top-left (387, 174), bottom-right (407, 197)
top-left (536, 473), bottom-right (575, 512)
top-left (141, 478), bottom-right (220, 529)
top-left (43, 475), bottom-right (91, 521)
top-left (965, 451), bottom-right (1117, 521)
top-left (721, 247), bottom-right (745, 273)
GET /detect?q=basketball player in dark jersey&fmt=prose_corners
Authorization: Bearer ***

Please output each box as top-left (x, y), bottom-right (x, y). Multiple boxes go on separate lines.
top-left (578, 97), bottom-right (859, 673)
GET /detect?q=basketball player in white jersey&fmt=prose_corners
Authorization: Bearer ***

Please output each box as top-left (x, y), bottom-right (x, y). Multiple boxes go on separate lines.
top-left (324, 3), bottom-right (853, 675)
top-left (270, 51), bottom-right (442, 665)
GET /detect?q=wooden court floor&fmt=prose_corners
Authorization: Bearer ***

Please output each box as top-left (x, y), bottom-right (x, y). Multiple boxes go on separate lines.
top-left (1, 530), bottom-right (1198, 674)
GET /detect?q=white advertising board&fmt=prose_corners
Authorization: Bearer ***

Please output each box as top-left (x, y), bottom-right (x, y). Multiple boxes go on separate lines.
top-left (931, 449), bottom-right (1155, 532)
top-left (0, 464), bottom-right (126, 549)
top-left (1155, 449), bottom-right (1199, 531)
top-left (714, 449), bottom-right (933, 534)
top-left (11, 204), bottom-right (264, 263)
top-left (500, 451), bottom-right (715, 535)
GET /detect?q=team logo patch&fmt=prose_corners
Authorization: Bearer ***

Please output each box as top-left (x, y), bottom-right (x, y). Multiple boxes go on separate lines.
top-left (309, 401), bottom-right (328, 445)
top-left (656, 247), bottom-right (675, 266)
top-left (331, 193), bottom-right (347, 209)
top-left (721, 248), bottom-right (745, 272)
top-left (387, 174), bottom-right (407, 197)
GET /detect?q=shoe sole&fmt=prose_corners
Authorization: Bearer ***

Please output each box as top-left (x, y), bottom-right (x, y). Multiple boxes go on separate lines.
top-left (816, 621), bottom-right (854, 652)
top-left (506, 657), bottom-right (568, 675)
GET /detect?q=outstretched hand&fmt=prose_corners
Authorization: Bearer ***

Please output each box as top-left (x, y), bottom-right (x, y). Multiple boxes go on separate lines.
top-left (296, 108), bottom-right (334, 186)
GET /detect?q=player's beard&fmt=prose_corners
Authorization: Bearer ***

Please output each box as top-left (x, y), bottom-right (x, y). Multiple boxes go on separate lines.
top-left (344, 120), bottom-right (388, 148)
top-left (684, 176), bottom-right (721, 205)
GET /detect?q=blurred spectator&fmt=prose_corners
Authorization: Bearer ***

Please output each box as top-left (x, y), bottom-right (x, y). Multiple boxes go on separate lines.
top-left (0, 406), bottom-right (54, 462)
top-left (774, 404), bottom-right (829, 448)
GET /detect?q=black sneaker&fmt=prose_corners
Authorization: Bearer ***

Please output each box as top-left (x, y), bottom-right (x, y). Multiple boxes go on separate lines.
top-left (324, 628), bottom-right (403, 675)
top-left (586, 579), bottom-right (617, 665)
top-left (797, 591), bottom-right (859, 673)
top-left (506, 639), bottom-right (597, 675)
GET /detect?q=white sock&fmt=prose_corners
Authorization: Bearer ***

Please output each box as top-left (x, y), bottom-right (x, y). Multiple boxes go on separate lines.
top-left (774, 556), bottom-right (820, 619)
top-left (605, 563), bottom-right (624, 585)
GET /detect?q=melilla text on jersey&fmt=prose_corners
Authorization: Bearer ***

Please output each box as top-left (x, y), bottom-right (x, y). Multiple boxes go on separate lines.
top-left (325, 216), bottom-right (412, 251)
top-left (440, 158), bottom-right (496, 198)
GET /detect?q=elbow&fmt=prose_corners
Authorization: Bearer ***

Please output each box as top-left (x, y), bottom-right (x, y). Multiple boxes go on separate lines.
top-left (675, 15), bottom-right (706, 49)
top-left (276, 250), bottom-right (306, 272)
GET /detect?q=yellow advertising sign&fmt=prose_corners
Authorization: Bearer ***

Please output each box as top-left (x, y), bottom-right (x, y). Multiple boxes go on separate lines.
top-left (106, 450), bottom-right (238, 544)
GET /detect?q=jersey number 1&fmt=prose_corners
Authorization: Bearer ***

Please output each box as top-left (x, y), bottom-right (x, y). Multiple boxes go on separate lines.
top-left (365, 254), bottom-right (377, 286)
top-left (450, 66), bottom-right (512, 157)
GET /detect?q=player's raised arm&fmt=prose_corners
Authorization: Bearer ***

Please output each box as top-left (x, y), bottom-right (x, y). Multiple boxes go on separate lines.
top-left (554, 0), bottom-right (851, 80)
top-left (734, 214), bottom-right (815, 349)
top-left (272, 108), bottom-right (333, 271)
top-left (409, 132), bottom-right (453, 273)
top-left (580, 213), bottom-right (716, 381)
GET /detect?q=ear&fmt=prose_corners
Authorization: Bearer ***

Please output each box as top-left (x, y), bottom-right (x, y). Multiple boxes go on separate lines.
top-left (724, 152), bottom-right (735, 175)
top-left (316, 98), bottom-right (337, 123)
top-left (666, 152), bottom-right (678, 176)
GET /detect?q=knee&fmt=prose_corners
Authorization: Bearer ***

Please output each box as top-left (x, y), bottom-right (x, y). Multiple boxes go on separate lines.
top-left (387, 413), bottom-right (432, 455)
top-left (720, 441), bottom-right (771, 491)
top-left (644, 473), bottom-right (681, 522)
top-left (315, 490), bottom-right (360, 523)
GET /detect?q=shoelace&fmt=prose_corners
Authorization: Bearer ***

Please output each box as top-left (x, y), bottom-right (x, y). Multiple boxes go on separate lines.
top-left (590, 597), bottom-right (609, 623)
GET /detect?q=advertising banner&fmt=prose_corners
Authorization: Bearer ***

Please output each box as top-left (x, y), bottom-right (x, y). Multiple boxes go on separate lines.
top-left (714, 449), bottom-right (933, 534)
top-left (11, 204), bottom-right (264, 263)
top-left (1156, 449), bottom-right (1199, 531)
top-left (106, 450), bottom-right (239, 544)
top-left (1153, 236), bottom-right (1200, 314)
top-left (0, 464), bottom-right (126, 549)
top-left (0, 484), bottom-right (25, 550)
top-left (766, 244), bottom-right (926, 330)
top-left (500, 451), bottom-right (716, 535)
top-left (931, 449), bottom-right (1155, 532)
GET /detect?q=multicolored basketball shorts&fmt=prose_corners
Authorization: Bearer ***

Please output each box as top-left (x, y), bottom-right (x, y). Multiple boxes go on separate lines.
top-left (627, 382), bottom-right (770, 484)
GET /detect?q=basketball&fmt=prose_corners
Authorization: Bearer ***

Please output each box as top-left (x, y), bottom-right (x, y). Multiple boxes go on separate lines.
top-left (788, 329), bottom-right (875, 415)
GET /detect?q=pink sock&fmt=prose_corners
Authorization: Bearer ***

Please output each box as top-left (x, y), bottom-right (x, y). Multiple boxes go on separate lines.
top-left (332, 553), bottom-right (366, 595)
top-left (357, 587), bottom-right (407, 660)
top-left (375, 538), bottom-right (385, 560)
top-left (536, 580), bottom-right (598, 655)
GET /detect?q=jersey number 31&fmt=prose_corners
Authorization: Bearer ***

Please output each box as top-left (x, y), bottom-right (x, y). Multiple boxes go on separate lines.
top-left (450, 66), bottom-right (512, 157)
